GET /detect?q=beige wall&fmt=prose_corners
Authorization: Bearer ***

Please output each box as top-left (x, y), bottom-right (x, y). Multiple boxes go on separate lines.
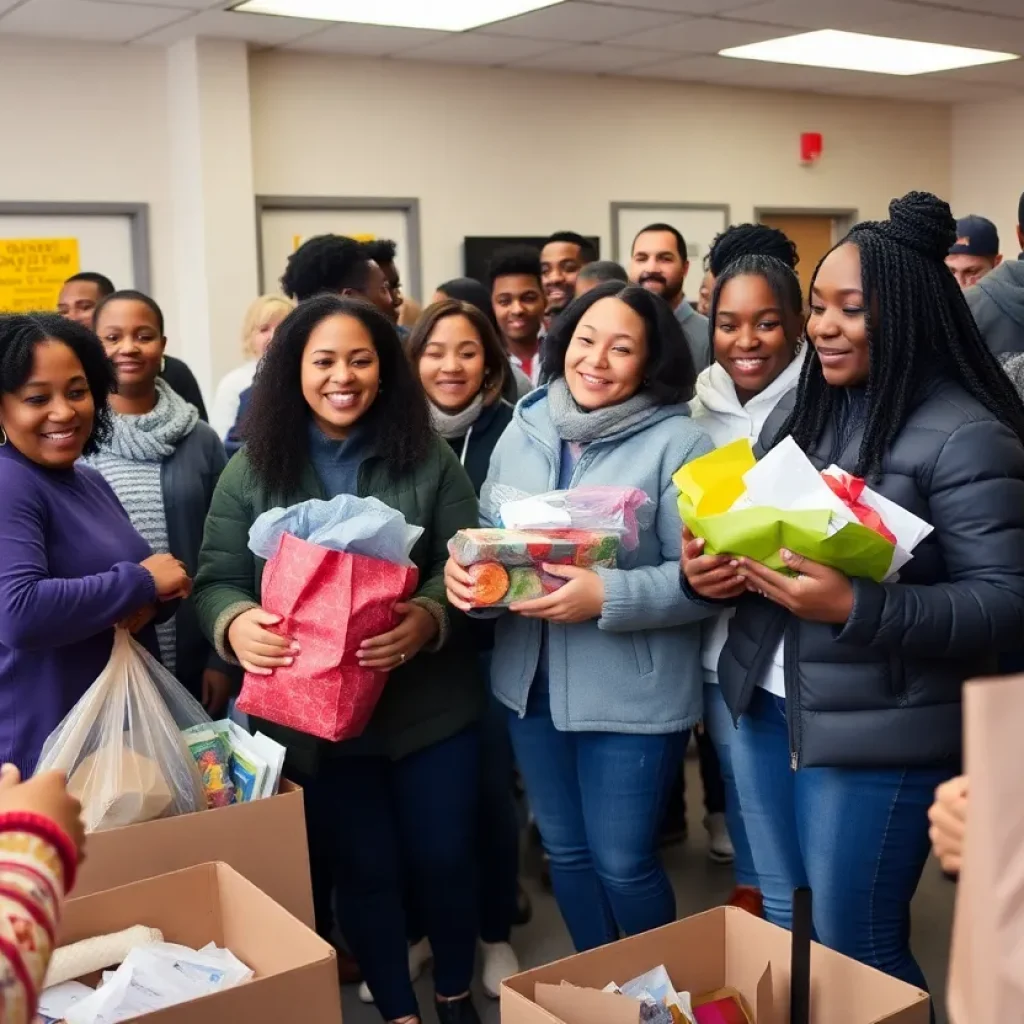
top-left (250, 52), bottom-right (952, 299)
top-left (951, 96), bottom-right (1024, 260)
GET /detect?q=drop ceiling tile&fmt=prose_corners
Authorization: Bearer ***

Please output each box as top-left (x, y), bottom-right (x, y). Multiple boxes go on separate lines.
top-left (864, 9), bottom-right (1024, 52)
top-left (485, 1), bottom-right (682, 42)
top-left (136, 7), bottom-right (328, 44)
top-left (935, 0), bottom-right (1024, 15)
top-left (399, 32), bottom-right (564, 65)
top-left (282, 22), bottom-right (446, 54)
top-left (728, 0), bottom-right (921, 32)
top-left (0, 0), bottom-right (185, 40)
top-left (91, 0), bottom-right (222, 10)
top-left (587, 0), bottom-right (765, 13)
top-left (0, 0), bottom-right (24, 14)
top-left (618, 15), bottom-right (789, 52)
top-left (509, 41), bottom-right (676, 71)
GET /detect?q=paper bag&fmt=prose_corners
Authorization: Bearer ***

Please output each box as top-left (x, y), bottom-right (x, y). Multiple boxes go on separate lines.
top-left (236, 532), bottom-right (418, 742)
top-left (946, 674), bottom-right (1024, 1024)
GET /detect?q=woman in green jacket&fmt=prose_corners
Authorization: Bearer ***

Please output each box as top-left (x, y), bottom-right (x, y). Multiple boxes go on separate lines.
top-left (194, 295), bottom-right (484, 1024)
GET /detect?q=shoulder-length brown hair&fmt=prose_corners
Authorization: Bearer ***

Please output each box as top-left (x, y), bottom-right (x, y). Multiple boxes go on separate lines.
top-left (407, 299), bottom-right (508, 406)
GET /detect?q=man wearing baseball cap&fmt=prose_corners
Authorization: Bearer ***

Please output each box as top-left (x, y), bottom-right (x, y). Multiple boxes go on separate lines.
top-left (946, 215), bottom-right (1001, 289)
top-left (964, 195), bottom-right (1024, 360)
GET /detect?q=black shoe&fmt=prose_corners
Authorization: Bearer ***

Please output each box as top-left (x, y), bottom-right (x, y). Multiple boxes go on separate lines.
top-left (514, 884), bottom-right (533, 927)
top-left (436, 996), bottom-right (482, 1024)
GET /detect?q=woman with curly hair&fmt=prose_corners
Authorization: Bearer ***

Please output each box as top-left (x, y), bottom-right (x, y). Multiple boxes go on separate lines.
top-left (0, 314), bottom-right (190, 775)
top-left (684, 192), bottom-right (1024, 990)
top-left (194, 295), bottom-right (484, 1024)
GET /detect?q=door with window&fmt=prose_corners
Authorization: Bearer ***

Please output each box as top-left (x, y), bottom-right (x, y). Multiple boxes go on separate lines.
top-left (757, 212), bottom-right (854, 301)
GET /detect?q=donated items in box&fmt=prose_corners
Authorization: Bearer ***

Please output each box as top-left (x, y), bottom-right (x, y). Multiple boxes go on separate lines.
top-left (674, 437), bottom-right (932, 582)
top-left (236, 494), bottom-right (421, 742)
top-left (450, 485), bottom-right (652, 609)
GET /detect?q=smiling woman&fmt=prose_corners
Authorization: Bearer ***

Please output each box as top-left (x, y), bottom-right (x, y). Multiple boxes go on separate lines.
top-left (193, 294), bottom-right (486, 1024)
top-left (0, 313), bottom-right (190, 777)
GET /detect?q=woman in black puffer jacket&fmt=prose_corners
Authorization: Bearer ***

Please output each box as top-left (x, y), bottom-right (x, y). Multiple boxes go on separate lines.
top-left (683, 192), bottom-right (1024, 996)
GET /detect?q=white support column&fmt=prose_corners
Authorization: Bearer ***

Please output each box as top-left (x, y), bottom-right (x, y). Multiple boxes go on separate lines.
top-left (166, 38), bottom-right (259, 401)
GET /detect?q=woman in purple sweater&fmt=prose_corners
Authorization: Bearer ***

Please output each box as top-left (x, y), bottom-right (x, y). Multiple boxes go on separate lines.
top-left (0, 314), bottom-right (191, 776)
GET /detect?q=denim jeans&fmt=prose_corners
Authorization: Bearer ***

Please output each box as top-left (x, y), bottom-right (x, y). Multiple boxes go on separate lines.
top-left (702, 683), bottom-right (757, 888)
top-left (730, 687), bottom-right (944, 992)
top-left (299, 728), bottom-right (480, 1021)
top-left (507, 684), bottom-right (687, 951)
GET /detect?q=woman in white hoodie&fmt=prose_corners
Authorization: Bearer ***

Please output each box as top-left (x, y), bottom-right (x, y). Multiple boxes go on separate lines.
top-left (690, 249), bottom-right (807, 914)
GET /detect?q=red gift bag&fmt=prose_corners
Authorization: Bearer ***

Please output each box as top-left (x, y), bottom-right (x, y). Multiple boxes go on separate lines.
top-left (236, 532), bottom-right (418, 742)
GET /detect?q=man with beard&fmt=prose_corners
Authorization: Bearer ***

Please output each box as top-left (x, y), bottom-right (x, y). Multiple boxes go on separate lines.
top-left (540, 231), bottom-right (596, 325)
top-left (629, 223), bottom-right (710, 372)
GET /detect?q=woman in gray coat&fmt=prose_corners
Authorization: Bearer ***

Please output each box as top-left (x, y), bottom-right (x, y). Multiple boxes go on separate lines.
top-left (684, 193), bottom-right (1024, 995)
top-left (447, 282), bottom-right (716, 952)
top-left (88, 290), bottom-right (232, 711)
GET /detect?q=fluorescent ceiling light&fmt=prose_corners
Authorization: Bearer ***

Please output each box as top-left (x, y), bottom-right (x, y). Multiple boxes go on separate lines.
top-left (720, 29), bottom-right (1018, 76)
top-left (231, 0), bottom-right (565, 31)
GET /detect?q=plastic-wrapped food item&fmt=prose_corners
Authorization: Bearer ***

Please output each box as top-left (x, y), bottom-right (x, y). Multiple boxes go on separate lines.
top-left (451, 485), bottom-right (653, 609)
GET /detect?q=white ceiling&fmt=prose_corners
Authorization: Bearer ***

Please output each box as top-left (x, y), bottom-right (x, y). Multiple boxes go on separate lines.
top-left (2, 0), bottom-right (1024, 100)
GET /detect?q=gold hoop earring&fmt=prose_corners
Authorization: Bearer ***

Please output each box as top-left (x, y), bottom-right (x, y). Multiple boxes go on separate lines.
top-left (0, 426), bottom-right (6, 446)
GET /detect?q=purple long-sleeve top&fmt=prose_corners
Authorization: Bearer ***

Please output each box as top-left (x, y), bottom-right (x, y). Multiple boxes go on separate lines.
top-left (0, 443), bottom-right (157, 776)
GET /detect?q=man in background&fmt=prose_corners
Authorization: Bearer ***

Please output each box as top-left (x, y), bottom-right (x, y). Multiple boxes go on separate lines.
top-left (946, 215), bottom-right (1002, 290)
top-left (540, 231), bottom-right (596, 322)
top-left (628, 223), bottom-right (710, 373)
top-left (57, 271), bottom-right (208, 419)
top-left (363, 238), bottom-right (405, 325)
top-left (280, 234), bottom-right (394, 317)
top-left (490, 246), bottom-right (547, 387)
top-left (964, 194), bottom-right (1024, 361)
top-left (574, 260), bottom-right (628, 298)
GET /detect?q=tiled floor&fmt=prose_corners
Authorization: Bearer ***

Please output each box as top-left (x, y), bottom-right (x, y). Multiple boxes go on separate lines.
top-left (340, 757), bottom-right (955, 1024)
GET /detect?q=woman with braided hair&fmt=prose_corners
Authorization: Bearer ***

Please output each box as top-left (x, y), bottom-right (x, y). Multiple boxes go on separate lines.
top-left (683, 192), bottom-right (1024, 993)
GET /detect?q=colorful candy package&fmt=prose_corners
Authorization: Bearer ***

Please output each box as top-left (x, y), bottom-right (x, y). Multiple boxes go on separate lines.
top-left (451, 485), bottom-right (653, 609)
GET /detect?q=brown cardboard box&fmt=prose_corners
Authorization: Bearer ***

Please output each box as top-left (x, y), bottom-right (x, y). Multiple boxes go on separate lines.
top-left (73, 779), bottom-right (314, 927)
top-left (58, 862), bottom-right (341, 1024)
top-left (502, 907), bottom-right (930, 1024)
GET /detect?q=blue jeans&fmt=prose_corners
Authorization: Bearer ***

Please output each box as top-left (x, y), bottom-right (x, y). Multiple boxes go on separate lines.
top-left (507, 685), bottom-right (686, 951)
top-left (730, 687), bottom-right (944, 992)
top-left (300, 728), bottom-right (480, 1021)
top-left (702, 683), bottom-right (757, 889)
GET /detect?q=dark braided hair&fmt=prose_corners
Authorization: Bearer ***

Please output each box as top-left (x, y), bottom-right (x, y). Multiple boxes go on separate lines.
top-left (708, 224), bottom-right (799, 277)
top-left (710, 253), bottom-right (803, 323)
top-left (780, 191), bottom-right (1024, 476)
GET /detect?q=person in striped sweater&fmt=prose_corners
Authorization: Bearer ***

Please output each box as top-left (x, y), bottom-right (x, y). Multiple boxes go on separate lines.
top-left (0, 763), bottom-right (85, 1024)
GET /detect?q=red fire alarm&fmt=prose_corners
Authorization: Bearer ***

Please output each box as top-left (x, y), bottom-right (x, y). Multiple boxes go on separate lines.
top-left (800, 132), bottom-right (823, 165)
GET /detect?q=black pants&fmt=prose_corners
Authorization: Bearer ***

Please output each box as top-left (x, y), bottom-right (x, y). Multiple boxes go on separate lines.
top-left (663, 727), bottom-right (725, 829)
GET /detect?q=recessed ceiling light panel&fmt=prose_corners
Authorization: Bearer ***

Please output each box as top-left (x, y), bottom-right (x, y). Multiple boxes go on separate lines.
top-left (231, 0), bottom-right (566, 32)
top-left (720, 29), bottom-right (1018, 76)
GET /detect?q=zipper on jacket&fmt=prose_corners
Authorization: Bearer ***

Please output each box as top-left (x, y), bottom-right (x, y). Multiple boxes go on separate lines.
top-left (784, 619), bottom-right (800, 771)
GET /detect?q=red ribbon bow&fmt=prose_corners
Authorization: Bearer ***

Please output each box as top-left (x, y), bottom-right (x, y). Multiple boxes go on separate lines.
top-left (822, 471), bottom-right (897, 545)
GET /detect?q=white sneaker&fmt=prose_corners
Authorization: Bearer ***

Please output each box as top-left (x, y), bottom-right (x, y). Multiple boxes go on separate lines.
top-left (705, 812), bottom-right (735, 865)
top-left (358, 937), bottom-right (434, 1004)
top-left (481, 941), bottom-right (520, 999)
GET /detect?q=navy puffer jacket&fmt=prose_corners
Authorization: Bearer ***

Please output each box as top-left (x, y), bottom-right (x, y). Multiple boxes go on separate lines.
top-left (718, 379), bottom-right (1024, 770)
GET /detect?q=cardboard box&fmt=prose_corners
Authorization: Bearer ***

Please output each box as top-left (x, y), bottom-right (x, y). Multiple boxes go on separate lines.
top-left (57, 862), bottom-right (341, 1024)
top-left (74, 780), bottom-right (314, 927)
top-left (502, 907), bottom-right (930, 1024)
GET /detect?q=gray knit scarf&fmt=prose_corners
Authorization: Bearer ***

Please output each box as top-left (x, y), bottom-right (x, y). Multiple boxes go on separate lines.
top-left (428, 393), bottom-right (485, 439)
top-left (107, 378), bottom-right (199, 461)
top-left (546, 376), bottom-right (658, 444)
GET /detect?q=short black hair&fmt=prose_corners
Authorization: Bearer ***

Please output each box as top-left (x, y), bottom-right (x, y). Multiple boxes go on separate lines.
top-left (542, 281), bottom-right (697, 404)
top-left (243, 295), bottom-right (431, 495)
top-left (632, 223), bottom-right (687, 261)
top-left (708, 224), bottom-right (799, 277)
top-left (93, 289), bottom-right (165, 335)
top-left (436, 277), bottom-right (500, 332)
top-left (488, 245), bottom-right (543, 290)
top-left (576, 260), bottom-right (628, 286)
top-left (1018, 190), bottom-right (1024, 231)
top-left (64, 272), bottom-right (115, 296)
top-left (542, 231), bottom-right (597, 263)
top-left (0, 313), bottom-right (116, 455)
top-left (363, 239), bottom-right (397, 268)
top-left (280, 235), bottom-right (373, 302)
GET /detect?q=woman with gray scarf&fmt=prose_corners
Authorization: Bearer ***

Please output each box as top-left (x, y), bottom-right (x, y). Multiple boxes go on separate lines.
top-left (88, 290), bottom-right (232, 711)
top-left (445, 282), bottom-right (716, 952)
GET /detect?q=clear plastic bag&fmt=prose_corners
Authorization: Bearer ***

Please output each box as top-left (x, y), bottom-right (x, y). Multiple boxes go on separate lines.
top-left (35, 629), bottom-right (209, 832)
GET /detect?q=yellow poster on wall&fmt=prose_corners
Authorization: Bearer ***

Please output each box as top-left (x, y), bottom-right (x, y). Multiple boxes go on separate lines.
top-left (0, 238), bottom-right (81, 313)
top-left (292, 233), bottom-right (376, 250)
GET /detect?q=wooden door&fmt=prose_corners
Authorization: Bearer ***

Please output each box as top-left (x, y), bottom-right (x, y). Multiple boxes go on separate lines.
top-left (758, 213), bottom-right (836, 300)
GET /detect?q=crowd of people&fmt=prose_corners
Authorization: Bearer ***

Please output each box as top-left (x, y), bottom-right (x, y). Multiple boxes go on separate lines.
top-left (2, 189), bottom-right (1024, 1024)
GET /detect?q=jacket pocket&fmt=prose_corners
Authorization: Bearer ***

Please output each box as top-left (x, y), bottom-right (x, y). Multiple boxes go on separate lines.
top-left (631, 632), bottom-right (654, 676)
